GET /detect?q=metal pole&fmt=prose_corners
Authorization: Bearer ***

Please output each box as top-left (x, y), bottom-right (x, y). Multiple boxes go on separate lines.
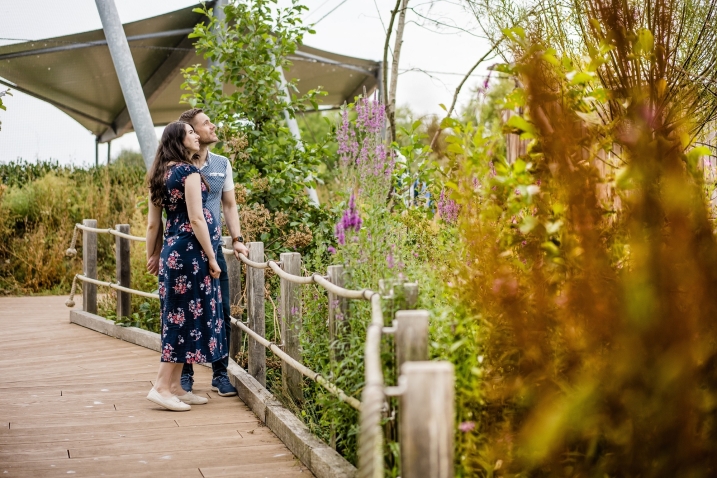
top-left (210, 0), bottom-right (228, 74)
top-left (94, 0), bottom-right (158, 170)
top-left (107, 140), bottom-right (111, 165)
top-left (95, 137), bottom-right (99, 167)
top-left (275, 64), bottom-right (320, 206)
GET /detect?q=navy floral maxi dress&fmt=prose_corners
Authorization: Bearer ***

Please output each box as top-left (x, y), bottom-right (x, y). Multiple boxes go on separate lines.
top-left (158, 164), bottom-right (226, 364)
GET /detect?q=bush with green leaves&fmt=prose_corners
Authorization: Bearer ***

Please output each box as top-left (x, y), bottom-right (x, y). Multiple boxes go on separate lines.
top-left (181, 0), bottom-right (332, 257)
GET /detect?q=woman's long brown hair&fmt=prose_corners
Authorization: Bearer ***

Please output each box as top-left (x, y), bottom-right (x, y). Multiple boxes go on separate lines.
top-left (146, 121), bottom-right (208, 206)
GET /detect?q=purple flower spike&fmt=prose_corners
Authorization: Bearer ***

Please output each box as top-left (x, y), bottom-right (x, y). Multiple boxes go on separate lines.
top-left (458, 421), bottom-right (475, 433)
top-left (334, 193), bottom-right (362, 245)
top-left (437, 188), bottom-right (460, 224)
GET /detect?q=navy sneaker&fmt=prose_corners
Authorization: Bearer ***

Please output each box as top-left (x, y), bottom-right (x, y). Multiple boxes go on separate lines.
top-left (211, 372), bottom-right (237, 397)
top-left (180, 373), bottom-right (193, 393)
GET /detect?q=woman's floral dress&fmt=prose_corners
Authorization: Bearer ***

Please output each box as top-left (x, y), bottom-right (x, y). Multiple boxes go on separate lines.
top-left (158, 164), bottom-right (226, 364)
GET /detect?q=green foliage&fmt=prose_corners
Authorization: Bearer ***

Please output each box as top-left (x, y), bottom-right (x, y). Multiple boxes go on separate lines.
top-left (111, 149), bottom-right (145, 169)
top-left (0, 159), bottom-right (66, 188)
top-left (0, 88), bottom-right (10, 131)
top-left (181, 0), bottom-right (332, 257)
top-left (445, 15), bottom-right (717, 475)
top-left (0, 160), bottom-right (147, 295)
top-left (294, 99), bottom-right (459, 472)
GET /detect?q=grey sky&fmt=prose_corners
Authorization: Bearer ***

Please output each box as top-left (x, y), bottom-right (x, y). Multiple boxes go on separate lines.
top-left (0, 0), bottom-right (492, 165)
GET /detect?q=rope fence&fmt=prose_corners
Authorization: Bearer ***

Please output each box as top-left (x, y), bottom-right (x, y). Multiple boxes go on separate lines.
top-left (66, 219), bottom-right (455, 478)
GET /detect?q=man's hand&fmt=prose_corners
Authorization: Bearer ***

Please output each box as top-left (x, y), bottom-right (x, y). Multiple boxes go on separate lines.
top-left (233, 241), bottom-right (249, 260)
top-left (146, 253), bottom-right (160, 276)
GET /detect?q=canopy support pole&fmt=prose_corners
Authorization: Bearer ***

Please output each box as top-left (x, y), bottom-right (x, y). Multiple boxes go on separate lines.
top-left (276, 66), bottom-right (320, 206)
top-left (94, 0), bottom-right (158, 170)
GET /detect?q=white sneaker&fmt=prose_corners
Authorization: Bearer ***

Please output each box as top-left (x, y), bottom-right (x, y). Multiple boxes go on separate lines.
top-left (177, 391), bottom-right (209, 405)
top-left (146, 388), bottom-right (191, 411)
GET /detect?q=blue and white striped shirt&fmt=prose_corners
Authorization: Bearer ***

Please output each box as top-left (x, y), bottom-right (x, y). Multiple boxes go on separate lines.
top-left (199, 152), bottom-right (234, 228)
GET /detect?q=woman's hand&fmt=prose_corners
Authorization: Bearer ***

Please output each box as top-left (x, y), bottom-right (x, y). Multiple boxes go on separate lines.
top-left (146, 253), bottom-right (160, 276)
top-left (209, 258), bottom-right (221, 279)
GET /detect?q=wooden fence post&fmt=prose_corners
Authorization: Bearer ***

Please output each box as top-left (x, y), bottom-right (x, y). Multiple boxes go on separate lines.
top-left (280, 252), bottom-right (302, 403)
top-left (82, 219), bottom-right (98, 314)
top-left (327, 264), bottom-right (348, 363)
top-left (403, 282), bottom-right (419, 309)
top-left (223, 236), bottom-right (242, 361)
top-left (247, 241), bottom-right (266, 386)
top-left (394, 310), bottom-right (429, 369)
top-left (115, 224), bottom-right (131, 318)
top-left (400, 362), bottom-right (455, 478)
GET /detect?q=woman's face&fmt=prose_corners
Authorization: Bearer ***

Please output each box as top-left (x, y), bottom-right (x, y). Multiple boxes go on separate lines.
top-left (182, 123), bottom-right (200, 155)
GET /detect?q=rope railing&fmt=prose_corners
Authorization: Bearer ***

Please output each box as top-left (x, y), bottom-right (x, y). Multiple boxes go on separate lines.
top-left (75, 222), bottom-right (147, 242)
top-left (230, 316), bottom-right (362, 410)
top-left (68, 220), bottom-right (455, 478)
top-left (65, 274), bottom-right (159, 307)
top-left (224, 247), bottom-right (373, 299)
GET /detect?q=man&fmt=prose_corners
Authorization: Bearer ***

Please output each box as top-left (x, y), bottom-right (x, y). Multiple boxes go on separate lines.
top-left (148, 108), bottom-right (249, 397)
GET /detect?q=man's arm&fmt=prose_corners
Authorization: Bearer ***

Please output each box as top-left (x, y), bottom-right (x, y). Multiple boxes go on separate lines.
top-left (221, 159), bottom-right (249, 258)
top-left (222, 189), bottom-right (249, 258)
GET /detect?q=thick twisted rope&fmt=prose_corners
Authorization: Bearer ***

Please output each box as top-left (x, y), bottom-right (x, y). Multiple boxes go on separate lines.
top-left (65, 225), bottom-right (79, 257)
top-left (230, 316), bottom-right (362, 410)
top-left (65, 274), bottom-right (159, 305)
top-left (65, 224), bottom-right (146, 260)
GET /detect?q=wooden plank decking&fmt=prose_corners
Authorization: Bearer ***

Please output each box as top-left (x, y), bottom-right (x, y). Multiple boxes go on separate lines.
top-left (0, 296), bottom-right (312, 477)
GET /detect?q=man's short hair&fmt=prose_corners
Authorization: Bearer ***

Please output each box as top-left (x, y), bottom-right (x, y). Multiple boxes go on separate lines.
top-left (178, 108), bottom-right (204, 125)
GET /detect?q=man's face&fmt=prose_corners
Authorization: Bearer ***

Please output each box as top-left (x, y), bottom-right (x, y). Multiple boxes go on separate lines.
top-left (191, 112), bottom-right (218, 145)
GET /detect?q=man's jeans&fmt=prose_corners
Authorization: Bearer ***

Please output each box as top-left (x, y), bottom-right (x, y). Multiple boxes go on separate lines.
top-left (182, 247), bottom-right (231, 379)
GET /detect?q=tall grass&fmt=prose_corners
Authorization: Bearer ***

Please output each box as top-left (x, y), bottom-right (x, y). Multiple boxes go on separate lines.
top-left (0, 157), bottom-right (147, 294)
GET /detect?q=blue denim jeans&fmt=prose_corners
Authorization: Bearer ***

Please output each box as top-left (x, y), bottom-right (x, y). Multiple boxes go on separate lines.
top-left (182, 247), bottom-right (231, 378)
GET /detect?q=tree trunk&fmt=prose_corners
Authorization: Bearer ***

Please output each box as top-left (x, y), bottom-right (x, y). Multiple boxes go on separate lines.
top-left (387, 0), bottom-right (409, 143)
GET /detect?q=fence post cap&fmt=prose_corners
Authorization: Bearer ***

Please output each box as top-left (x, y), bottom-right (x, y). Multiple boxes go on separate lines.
top-left (401, 361), bottom-right (454, 375)
top-left (395, 309), bottom-right (429, 320)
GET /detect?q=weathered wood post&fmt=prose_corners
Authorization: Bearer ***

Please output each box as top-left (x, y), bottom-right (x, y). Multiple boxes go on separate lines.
top-left (400, 362), bottom-right (455, 478)
top-left (82, 219), bottom-right (98, 314)
top-left (115, 224), bottom-right (131, 318)
top-left (246, 242), bottom-right (266, 386)
top-left (403, 282), bottom-right (419, 309)
top-left (394, 310), bottom-right (429, 369)
top-left (327, 264), bottom-right (348, 363)
top-left (280, 252), bottom-right (302, 403)
top-left (379, 280), bottom-right (419, 311)
top-left (223, 236), bottom-right (242, 361)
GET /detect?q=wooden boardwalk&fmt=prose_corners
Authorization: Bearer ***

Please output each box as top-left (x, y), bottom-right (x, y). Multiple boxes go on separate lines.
top-left (0, 296), bottom-right (312, 477)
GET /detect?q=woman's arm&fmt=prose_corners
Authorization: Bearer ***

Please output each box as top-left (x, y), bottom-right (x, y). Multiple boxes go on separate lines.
top-left (146, 198), bottom-right (162, 275)
top-left (185, 173), bottom-right (221, 278)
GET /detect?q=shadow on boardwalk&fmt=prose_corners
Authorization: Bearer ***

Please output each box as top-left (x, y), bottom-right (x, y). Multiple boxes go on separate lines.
top-left (0, 296), bottom-right (312, 477)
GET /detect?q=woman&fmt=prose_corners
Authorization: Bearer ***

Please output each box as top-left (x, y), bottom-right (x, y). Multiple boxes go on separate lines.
top-left (145, 121), bottom-right (226, 411)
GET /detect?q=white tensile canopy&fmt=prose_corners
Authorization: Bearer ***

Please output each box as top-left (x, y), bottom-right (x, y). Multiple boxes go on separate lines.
top-left (0, 2), bottom-right (380, 143)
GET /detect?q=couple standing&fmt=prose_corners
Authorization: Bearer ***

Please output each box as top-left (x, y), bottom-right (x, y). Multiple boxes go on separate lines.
top-left (144, 109), bottom-right (249, 411)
